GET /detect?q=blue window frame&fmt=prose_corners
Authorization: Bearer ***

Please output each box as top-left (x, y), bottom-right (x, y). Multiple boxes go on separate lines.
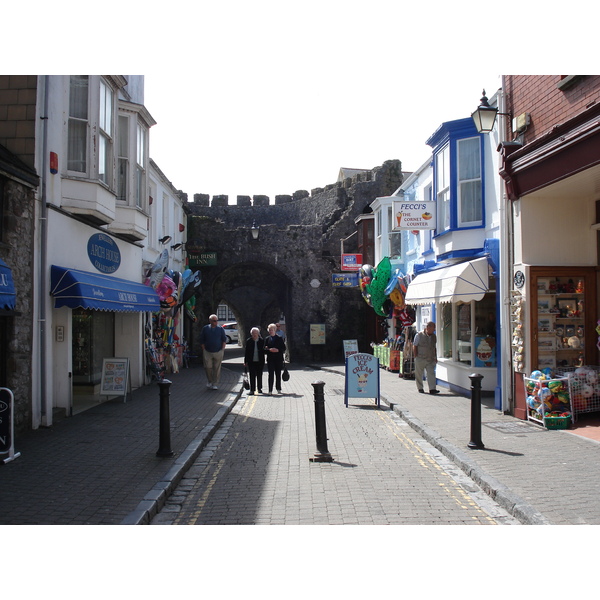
top-left (427, 118), bottom-right (484, 236)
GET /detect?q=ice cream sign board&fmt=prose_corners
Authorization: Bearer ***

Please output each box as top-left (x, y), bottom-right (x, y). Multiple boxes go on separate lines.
top-left (392, 201), bottom-right (437, 230)
top-left (344, 353), bottom-right (380, 408)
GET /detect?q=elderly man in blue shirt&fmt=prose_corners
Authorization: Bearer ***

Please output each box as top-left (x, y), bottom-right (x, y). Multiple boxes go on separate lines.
top-left (199, 314), bottom-right (227, 390)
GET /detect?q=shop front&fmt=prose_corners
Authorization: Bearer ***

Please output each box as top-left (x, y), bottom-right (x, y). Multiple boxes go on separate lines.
top-left (404, 256), bottom-right (501, 404)
top-left (49, 265), bottom-right (160, 415)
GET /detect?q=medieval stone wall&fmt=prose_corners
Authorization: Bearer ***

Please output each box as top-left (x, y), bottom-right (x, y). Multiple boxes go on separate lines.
top-left (185, 160), bottom-right (402, 362)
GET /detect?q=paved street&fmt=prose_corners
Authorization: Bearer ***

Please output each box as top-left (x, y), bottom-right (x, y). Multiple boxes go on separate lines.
top-left (152, 367), bottom-right (519, 525)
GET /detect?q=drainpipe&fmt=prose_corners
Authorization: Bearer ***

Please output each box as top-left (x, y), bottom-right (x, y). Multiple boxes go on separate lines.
top-left (498, 78), bottom-right (513, 414)
top-left (39, 75), bottom-right (49, 425)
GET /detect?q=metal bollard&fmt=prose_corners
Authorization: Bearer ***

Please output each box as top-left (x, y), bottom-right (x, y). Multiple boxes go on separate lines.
top-left (468, 373), bottom-right (485, 449)
top-left (156, 379), bottom-right (174, 457)
top-left (310, 381), bottom-right (334, 462)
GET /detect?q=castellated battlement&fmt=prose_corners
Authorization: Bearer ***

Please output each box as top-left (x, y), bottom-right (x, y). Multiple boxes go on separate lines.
top-left (190, 161), bottom-right (388, 208)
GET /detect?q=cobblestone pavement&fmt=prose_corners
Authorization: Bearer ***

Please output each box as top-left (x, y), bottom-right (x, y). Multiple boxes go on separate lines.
top-left (151, 368), bottom-right (520, 525)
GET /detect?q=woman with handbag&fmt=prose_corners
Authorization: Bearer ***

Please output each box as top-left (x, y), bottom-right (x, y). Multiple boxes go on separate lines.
top-left (264, 323), bottom-right (286, 395)
top-left (244, 327), bottom-right (265, 395)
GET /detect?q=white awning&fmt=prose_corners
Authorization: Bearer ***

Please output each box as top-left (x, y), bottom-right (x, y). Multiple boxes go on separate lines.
top-left (405, 257), bottom-right (490, 305)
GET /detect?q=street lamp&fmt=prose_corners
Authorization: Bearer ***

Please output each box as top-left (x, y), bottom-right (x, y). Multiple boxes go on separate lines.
top-left (158, 235), bottom-right (172, 245)
top-left (251, 220), bottom-right (259, 240)
top-left (471, 89), bottom-right (511, 134)
top-left (171, 243), bottom-right (184, 251)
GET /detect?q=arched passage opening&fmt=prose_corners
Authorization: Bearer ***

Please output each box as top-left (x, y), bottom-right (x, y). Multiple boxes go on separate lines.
top-left (197, 261), bottom-right (293, 359)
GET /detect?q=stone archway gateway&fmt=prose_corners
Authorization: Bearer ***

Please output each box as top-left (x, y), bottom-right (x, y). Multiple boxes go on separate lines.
top-left (185, 160), bottom-right (404, 363)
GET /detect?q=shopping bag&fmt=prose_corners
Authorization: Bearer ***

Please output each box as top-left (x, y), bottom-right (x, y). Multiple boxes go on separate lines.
top-left (282, 366), bottom-right (290, 382)
top-left (243, 369), bottom-right (250, 390)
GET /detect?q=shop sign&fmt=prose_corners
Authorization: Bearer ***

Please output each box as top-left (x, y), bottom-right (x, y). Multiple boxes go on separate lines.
top-left (392, 200), bottom-right (437, 230)
top-left (341, 254), bottom-right (362, 271)
top-left (332, 273), bottom-right (359, 288)
top-left (189, 252), bottom-right (217, 267)
top-left (343, 339), bottom-right (358, 358)
top-left (87, 233), bottom-right (121, 274)
top-left (344, 353), bottom-right (380, 408)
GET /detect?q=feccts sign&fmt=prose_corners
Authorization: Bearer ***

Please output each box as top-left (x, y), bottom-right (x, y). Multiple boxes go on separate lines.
top-left (87, 233), bottom-right (121, 273)
top-left (392, 200), bottom-right (437, 230)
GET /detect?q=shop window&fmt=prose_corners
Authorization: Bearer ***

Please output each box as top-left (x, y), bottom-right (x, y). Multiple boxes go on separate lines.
top-left (439, 290), bottom-right (496, 367)
top-left (72, 309), bottom-right (114, 385)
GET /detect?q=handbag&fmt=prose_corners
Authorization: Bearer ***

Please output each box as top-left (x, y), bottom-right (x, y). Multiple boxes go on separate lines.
top-left (282, 365), bottom-right (290, 382)
top-left (243, 368), bottom-right (250, 390)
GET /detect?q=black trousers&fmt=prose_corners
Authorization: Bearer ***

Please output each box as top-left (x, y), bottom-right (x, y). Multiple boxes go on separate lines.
top-left (248, 361), bottom-right (264, 393)
top-left (267, 358), bottom-right (283, 392)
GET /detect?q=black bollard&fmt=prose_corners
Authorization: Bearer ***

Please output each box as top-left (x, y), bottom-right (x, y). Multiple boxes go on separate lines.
top-left (310, 380), bottom-right (334, 462)
top-left (156, 379), bottom-right (174, 457)
top-left (468, 373), bottom-right (485, 449)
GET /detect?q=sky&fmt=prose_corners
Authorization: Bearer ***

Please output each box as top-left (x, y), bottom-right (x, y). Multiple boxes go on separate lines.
top-left (8, 1), bottom-right (597, 205)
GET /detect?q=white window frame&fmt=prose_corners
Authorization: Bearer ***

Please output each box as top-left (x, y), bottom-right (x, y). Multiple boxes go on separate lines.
top-left (436, 144), bottom-right (450, 232)
top-left (98, 79), bottom-right (114, 187)
top-left (67, 75), bottom-right (89, 174)
top-left (457, 136), bottom-right (482, 227)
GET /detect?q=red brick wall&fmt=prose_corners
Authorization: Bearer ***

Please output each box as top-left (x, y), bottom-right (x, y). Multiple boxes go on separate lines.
top-left (504, 75), bottom-right (600, 144)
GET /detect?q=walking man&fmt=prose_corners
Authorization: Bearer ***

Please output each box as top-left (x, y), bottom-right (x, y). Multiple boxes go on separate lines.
top-left (200, 314), bottom-right (227, 390)
top-left (413, 321), bottom-right (440, 395)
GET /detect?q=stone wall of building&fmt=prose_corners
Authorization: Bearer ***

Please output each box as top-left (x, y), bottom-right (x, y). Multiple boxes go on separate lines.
top-left (0, 176), bottom-right (36, 432)
top-left (185, 160), bottom-right (402, 362)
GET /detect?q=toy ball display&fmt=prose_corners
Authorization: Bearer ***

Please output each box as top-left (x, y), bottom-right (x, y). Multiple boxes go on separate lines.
top-left (538, 387), bottom-right (553, 402)
top-left (582, 385), bottom-right (594, 398)
top-left (547, 380), bottom-right (564, 393)
top-left (530, 370), bottom-right (544, 380)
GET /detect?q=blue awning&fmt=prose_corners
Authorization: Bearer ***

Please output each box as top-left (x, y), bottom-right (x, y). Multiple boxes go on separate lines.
top-left (0, 258), bottom-right (17, 311)
top-left (50, 265), bottom-right (160, 312)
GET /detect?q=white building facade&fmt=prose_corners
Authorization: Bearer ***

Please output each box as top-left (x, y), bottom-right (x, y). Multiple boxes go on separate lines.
top-left (31, 76), bottom-right (186, 426)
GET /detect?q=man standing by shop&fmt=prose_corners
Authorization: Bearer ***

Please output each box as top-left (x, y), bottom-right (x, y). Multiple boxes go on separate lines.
top-left (200, 314), bottom-right (227, 390)
top-left (413, 321), bottom-right (440, 395)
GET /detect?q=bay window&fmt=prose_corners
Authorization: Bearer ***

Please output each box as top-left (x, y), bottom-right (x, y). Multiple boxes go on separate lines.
top-left (457, 137), bottom-right (482, 226)
top-left (68, 76), bottom-right (89, 173)
top-left (98, 80), bottom-right (113, 186)
top-left (436, 144), bottom-right (450, 232)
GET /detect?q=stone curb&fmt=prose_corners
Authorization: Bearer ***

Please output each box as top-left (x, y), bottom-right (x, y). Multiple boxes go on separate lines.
top-left (120, 377), bottom-right (244, 525)
top-left (313, 365), bottom-right (552, 526)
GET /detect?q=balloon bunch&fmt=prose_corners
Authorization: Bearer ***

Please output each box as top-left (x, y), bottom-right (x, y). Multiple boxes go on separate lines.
top-left (145, 251), bottom-right (201, 318)
top-left (384, 268), bottom-right (410, 309)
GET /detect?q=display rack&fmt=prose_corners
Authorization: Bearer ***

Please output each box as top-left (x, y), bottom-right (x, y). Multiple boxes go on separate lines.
top-left (555, 366), bottom-right (600, 422)
top-left (524, 375), bottom-right (571, 427)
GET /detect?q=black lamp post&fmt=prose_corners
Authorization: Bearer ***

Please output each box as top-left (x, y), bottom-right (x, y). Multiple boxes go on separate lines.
top-left (251, 221), bottom-right (259, 240)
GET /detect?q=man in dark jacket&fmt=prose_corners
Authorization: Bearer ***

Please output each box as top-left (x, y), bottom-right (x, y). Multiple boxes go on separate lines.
top-left (244, 327), bottom-right (265, 395)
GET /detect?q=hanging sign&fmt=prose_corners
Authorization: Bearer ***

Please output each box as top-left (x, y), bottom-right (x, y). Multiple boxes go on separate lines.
top-left (341, 254), bottom-right (362, 271)
top-left (189, 252), bottom-right (217, 267)
top-left (392, 200), bottom-right (437, 230)
top-left (87, 233), bottom-right (121, 273)
top-left (344, 352), bottom-right (380, 408)
top-left (332, 273), bottom-right (359, 288)
top-left (100, 358), bottom-right (131, 401)
top-left (0, 388), bottom-right (21, 464)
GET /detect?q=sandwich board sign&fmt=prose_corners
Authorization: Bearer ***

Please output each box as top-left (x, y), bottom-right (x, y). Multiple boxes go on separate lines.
top-left (344, 352), bottom-right (380, 408)
top-left (100, 358), bottom-right (131, 402)
top-left (0, 387), bottom-right (21, 464)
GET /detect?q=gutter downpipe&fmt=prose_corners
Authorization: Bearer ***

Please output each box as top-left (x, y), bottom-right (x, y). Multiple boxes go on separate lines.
top-left (39, 75), bottom-right (49, 425)
top-left (498, 78), bottom-right (513, 414)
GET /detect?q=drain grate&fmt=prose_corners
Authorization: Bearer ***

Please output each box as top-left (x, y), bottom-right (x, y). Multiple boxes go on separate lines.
top-left (483, 421), bottom-right (543, 434)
